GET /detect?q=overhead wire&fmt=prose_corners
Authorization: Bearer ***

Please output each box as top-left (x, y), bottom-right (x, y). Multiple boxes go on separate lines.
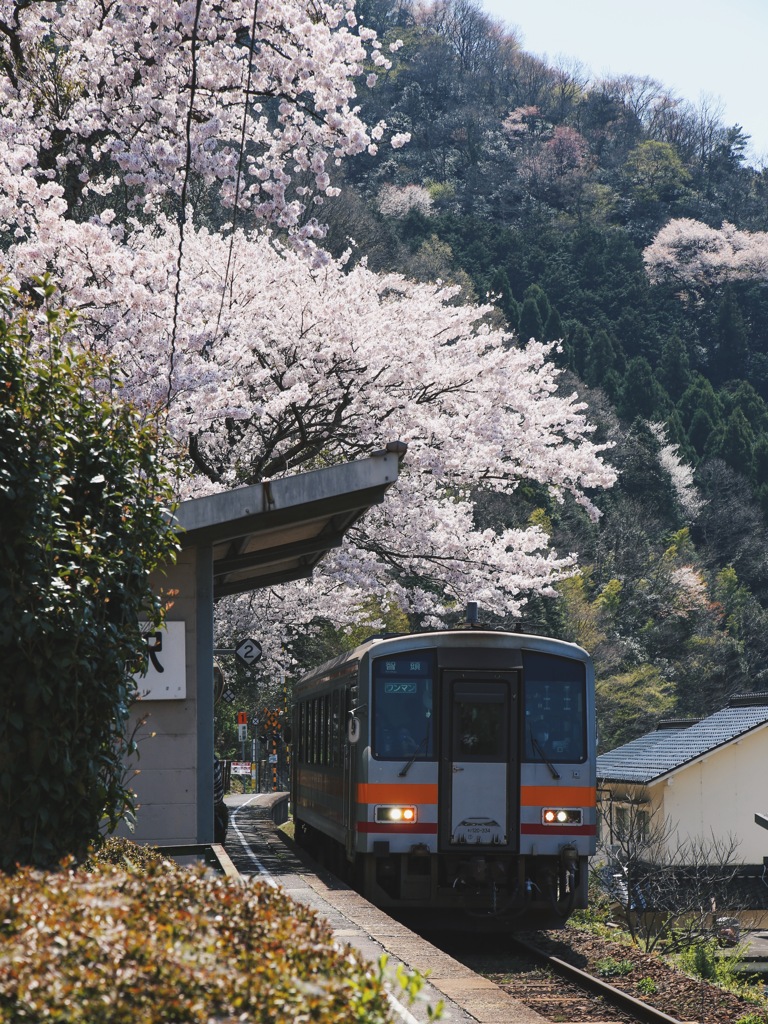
top-left (168, 0), bottom-right (205, 416)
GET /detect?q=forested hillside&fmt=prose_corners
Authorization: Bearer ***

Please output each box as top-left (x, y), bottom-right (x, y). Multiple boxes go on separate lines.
top-left (320, 0), bottom-right (768, 749)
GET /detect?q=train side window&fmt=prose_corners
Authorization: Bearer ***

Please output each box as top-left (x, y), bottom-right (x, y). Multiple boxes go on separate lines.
top-left (309, 698), bottom-right (316, 764)
top-left (315, 697), bottom-right (322, 764)
top-left (330, 690), bottom-right (339, 766)
top-left (322, 693), bottom-right (330, 765)
top-left (303, 702), bottom-right (309, 763)
top-left (296, 703), bottom-right (304, 763)
top-left (522, 651), bottom-right (587, 763)
top-left (319, 696), bottom-right (325, 761)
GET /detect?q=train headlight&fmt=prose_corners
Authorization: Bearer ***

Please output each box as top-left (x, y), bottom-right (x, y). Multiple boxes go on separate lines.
top-left (542, 808), bottom-right (582, 825)
top-left (375, 805), bottom-right (417, 823)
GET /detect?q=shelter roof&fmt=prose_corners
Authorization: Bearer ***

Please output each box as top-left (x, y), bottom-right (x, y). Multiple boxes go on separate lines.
top-left (174, 444), bottom-right (405, 599)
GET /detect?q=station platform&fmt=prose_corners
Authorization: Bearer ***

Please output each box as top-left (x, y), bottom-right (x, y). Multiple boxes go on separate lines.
top-left (223, 793), bottom-right (547, 1024)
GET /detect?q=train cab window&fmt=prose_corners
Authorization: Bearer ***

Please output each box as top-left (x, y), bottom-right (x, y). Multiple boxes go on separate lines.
top-left (522, 651), bottom-right (587, 763)
top-left (453, 684), bottom-right (507, 760)
top-left (372, 651), bottom-right (435, 761)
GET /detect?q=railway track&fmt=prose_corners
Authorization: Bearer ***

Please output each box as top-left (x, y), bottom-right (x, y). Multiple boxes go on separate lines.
top-left (506, 935), bottom-right (686, 1024)
top-left (423, 923), bottom-right (766, 1024)
top-left (413, 924), bottom-right (685, 1024)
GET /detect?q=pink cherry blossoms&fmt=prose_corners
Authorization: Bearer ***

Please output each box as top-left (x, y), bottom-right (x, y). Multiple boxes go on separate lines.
top-left (644, 218), bottom-right (768, 288)
top-left (0, 0), bottom-right (617, 661)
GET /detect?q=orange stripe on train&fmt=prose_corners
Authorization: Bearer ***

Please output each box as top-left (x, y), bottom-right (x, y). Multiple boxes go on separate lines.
top-left (520, 785), bottom-right (596, 806)
top-left (357, 783), bottom-right (438, 804)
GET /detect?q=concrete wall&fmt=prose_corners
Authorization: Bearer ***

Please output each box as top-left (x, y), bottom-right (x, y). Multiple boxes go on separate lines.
top-left (118, 544), bottom-right (214, 847)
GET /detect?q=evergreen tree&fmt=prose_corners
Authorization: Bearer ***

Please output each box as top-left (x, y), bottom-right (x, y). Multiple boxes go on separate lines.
top-left (688, 408), bottom-right (715, 457)
top-left (708, 407), bottom-right (756, 477)
top-left (677, 374), bottom-right (722, 433)
top-left (518, 295), bottom-right (544, 342)
top-left (656, 333), bottom-right (692, 401)
top-left (720, 380), bottom-right (768, 435)
top-left (584, 329), bottom-right (619, 389)
top-left (523, 283), bottom-right (552, 326)
top-left (712, 286), bottom-right (750, 384)
top-left (601, 368), bottom-right (622, 404)
top-left (754, 435), bottom-right (768, 487)
top-left (488, 267), bottom-right (519, 326)
top-left (566, 323), bottom-right (591, 377)
top-left (544, 306), bottom-right (564, 342)
top-left (618, 356), bottom-right (668, 421)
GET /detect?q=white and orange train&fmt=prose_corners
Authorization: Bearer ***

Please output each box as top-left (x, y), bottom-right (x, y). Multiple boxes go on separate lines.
top-left (291, 627), bottom-right (596, 926)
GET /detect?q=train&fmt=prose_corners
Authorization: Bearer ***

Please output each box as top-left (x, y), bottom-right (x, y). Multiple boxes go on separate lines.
top-left (291, 623), bottom-right (596, 927)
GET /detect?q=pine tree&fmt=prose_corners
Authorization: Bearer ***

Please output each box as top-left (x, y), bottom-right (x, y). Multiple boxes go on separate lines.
top-left (518, 295), bottom-right (544, 342)
top-left (584, 329), bottom-right (618, 388)
top-left (657, 333), bottom-right (692, 401)
top-left (618, 356), bottom-right (668, 421)
top-left (712, 286), bottom-right (750, 384)
top-left (688, 408), bottom-right (715, 457)
top-left (709, 408), bottom-right (756, 477)
top-left (544, 306), bottom-right (564, 342)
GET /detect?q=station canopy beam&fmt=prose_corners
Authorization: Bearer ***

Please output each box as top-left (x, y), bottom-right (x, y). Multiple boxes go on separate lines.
top-left (175, 442), bottom-right (406, 600)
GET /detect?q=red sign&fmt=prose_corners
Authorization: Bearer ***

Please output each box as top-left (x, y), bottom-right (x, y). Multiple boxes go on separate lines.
top-left (237, 711), bottom-right (247, 725)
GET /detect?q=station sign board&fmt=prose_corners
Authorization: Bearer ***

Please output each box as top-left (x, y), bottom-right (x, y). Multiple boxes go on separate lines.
top-left (133, 622), bottom-right (186, 699)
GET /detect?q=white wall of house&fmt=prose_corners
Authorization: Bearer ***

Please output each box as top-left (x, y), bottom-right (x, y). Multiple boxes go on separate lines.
top-left (653, 725), bottom-right (768, 864)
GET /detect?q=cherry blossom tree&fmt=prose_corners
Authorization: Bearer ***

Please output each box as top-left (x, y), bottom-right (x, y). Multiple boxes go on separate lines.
top-left (0, 0), bottom-right (616, 670)
top-left (648, 422), bottom-right (704, 521)
top-left (377, 183), bottom-right (434, 218)
top-left (0, 0), bottom-right (407, 233)
top-left (644, 218), bottom-right (768, 288)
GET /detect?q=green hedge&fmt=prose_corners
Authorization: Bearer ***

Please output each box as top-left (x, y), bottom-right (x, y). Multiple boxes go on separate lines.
top-left (0, 278), bottom-right (179, 871)
top-left (0, 854), bottom-right (399, 1023)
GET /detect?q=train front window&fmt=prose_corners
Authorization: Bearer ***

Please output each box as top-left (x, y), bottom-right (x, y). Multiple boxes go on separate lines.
top-left (372, 651), bottom-right (435, 760)
top-left (522, 651), bottom-right (587, 763)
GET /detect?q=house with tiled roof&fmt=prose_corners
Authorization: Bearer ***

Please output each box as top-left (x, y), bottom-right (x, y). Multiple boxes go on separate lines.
top-left (597, 693), bottom-right (768, 867)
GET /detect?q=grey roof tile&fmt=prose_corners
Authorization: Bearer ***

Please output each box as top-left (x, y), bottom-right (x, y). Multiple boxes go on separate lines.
top-left (597, 696), bottom-right (768, 785)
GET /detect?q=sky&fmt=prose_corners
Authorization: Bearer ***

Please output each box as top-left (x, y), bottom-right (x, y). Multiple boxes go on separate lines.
top-left (479, 0), bottom-right (768, 165)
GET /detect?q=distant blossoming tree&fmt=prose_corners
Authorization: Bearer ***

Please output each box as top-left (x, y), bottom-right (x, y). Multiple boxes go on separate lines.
top-left (644, 219), bottom-right (768, 288)
top-left (378, 183), bottom-right (434, 218)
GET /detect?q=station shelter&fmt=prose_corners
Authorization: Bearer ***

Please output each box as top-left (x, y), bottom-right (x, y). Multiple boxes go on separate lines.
top-left (120, 445), bottom-right (404, 847)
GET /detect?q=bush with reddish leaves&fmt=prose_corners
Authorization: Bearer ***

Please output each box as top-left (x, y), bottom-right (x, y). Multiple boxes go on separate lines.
top-left (0, 857), bottom-right (398, 1023)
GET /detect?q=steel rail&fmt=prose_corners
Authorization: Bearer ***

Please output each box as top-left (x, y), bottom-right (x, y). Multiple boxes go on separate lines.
top-left (510, 936), bottom-right (686, 1024)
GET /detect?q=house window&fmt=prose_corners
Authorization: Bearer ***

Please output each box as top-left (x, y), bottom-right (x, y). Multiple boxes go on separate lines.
top-left (612, 802), bottom-right (649, 843)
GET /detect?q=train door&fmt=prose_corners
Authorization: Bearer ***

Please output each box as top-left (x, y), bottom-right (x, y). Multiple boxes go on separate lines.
top-left (439, 672), bottom-right (520, 850)
top-left (343, 685), bottom-right (357, 861)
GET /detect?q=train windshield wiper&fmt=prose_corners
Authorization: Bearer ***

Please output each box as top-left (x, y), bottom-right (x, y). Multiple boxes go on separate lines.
top-left (398, 734), bottom-right (428, 777)
top-left (530, 732), bottom-right (561, 779)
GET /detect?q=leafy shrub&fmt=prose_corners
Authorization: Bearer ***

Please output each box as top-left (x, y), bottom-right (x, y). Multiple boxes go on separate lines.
top-left (570, 867), bottom-right (619, 934)
top-left (676, 938), bottom-right (733, 983)
top-left (0, 278), bottom-right (179, 871)
top-left (637, 976), bottom-right (658, 995)
top-left (85, 836), bottom-right (169, 871)
top-left (594, 956), bottom-right (634, 978)
top-left (674, 938), bottom-right (766, 1003)
top-left (0, 858), bottom-right (403, 1023)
